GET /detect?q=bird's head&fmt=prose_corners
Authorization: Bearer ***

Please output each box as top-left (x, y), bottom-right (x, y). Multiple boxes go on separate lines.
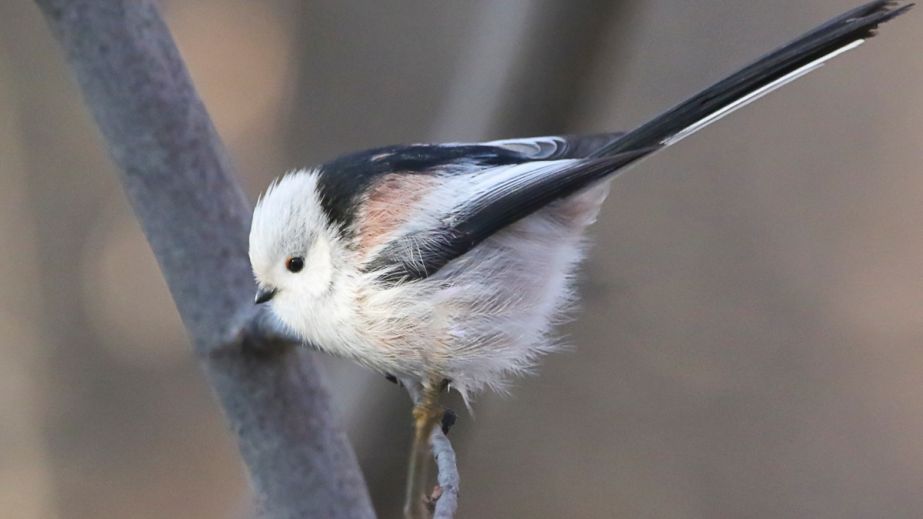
top-left (249, 170), bottom-right (337, 310)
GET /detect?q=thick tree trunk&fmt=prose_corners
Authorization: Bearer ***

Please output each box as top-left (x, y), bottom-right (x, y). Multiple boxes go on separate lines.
top-left (32, 1), bottom-right (375, 517)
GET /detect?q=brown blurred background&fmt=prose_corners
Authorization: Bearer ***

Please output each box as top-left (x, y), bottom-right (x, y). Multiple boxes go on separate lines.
top-left (1, 1), bottom-right (921, 517)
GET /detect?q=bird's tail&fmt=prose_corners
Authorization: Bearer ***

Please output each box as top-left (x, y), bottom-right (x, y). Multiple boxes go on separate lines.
top-left (591, 0), bottom-right (912, 160)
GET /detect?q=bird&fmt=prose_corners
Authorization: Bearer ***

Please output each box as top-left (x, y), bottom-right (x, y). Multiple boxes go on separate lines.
top-left (249, 1), bottom-right (911, 435)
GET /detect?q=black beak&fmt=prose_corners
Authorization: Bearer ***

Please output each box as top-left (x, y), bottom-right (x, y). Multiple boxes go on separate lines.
top-left (254, 287), bottom-right (277, 305)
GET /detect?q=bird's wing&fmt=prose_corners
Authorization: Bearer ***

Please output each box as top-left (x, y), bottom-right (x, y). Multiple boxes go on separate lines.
top-left (317, 134), bottom-right (623, 232)
top-left (482, 133), bottom-right (624, 160)
top-left (364, 148), bottom-right (652, 284)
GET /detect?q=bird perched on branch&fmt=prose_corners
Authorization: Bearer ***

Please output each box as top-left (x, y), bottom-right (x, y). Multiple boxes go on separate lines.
top-left (249, 0), bottom-right (911, 457)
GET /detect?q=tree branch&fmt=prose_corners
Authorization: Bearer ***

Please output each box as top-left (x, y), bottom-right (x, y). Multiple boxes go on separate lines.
top-left (431, 429), bottom-right (459, 519)
top-left (402, 383), bottom-right (459, 518)
top-left (32, 1), bottom-right (374, 517)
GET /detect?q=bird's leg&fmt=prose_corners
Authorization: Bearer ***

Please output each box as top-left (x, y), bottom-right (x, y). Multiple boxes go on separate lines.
top-left (404, 378), bottom-right (446, 519)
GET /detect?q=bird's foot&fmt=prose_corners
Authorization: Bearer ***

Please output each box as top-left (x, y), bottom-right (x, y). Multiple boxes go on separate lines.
top-left (440, 408), bottom-right (457, 435)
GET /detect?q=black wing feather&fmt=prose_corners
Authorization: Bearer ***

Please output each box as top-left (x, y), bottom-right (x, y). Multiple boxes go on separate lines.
top-left (317, 144), bottom-right (522, 230)
top-left (367, 148), bottom-right (655, 284)
top-left (316, 133), bottom-right (624, 230)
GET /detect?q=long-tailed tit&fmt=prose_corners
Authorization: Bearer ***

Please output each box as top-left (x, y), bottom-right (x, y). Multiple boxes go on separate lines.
top-left (249, 1), bottom-right (911, 404)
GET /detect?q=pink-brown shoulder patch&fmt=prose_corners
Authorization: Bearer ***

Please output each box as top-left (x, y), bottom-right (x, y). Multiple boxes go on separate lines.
top-left (355, 173), bottom-right (437, 259)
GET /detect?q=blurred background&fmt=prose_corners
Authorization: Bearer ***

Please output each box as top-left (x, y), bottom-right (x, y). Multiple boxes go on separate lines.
top-left (1, 1), bottom-right (921, 517)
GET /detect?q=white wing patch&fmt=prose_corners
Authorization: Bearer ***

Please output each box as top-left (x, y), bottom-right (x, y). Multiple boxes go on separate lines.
top-left (443, 159), bottom-right (579, 220)
top-left (482, 136), bottom-right (567, 158)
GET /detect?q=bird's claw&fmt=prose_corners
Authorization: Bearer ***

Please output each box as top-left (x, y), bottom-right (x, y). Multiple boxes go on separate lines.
top-left (440, 408), bottom-right (457, 435)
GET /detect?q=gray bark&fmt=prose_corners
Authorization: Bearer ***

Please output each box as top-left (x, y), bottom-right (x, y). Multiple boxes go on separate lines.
top-left (32, 1), bottom-right (374, 517)
top-left (431, 430), bottom-right (459, 519)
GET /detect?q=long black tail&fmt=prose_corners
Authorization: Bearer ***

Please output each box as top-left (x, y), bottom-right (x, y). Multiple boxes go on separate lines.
top-left (592, 0), bottom-right (912, 159)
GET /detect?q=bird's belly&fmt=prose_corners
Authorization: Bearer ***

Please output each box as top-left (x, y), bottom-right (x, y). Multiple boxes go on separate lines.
top-left (358, 182), bottom-right (611, 395)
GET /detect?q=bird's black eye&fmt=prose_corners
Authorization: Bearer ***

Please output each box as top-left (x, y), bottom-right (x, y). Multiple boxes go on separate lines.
top-left (285, 256), bottom-right (304, 273)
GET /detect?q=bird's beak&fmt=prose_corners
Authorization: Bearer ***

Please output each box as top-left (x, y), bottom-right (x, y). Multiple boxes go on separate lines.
top-left (254, 287), bottom-right (277, 305)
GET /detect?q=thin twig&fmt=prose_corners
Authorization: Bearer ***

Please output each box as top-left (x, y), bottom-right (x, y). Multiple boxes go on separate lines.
top-left (431, 429), bottom-right (459, 519)
top-left (32, 1), bottom-right (374, 517)
top-left (403, 383), bottom-right (459, 519)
